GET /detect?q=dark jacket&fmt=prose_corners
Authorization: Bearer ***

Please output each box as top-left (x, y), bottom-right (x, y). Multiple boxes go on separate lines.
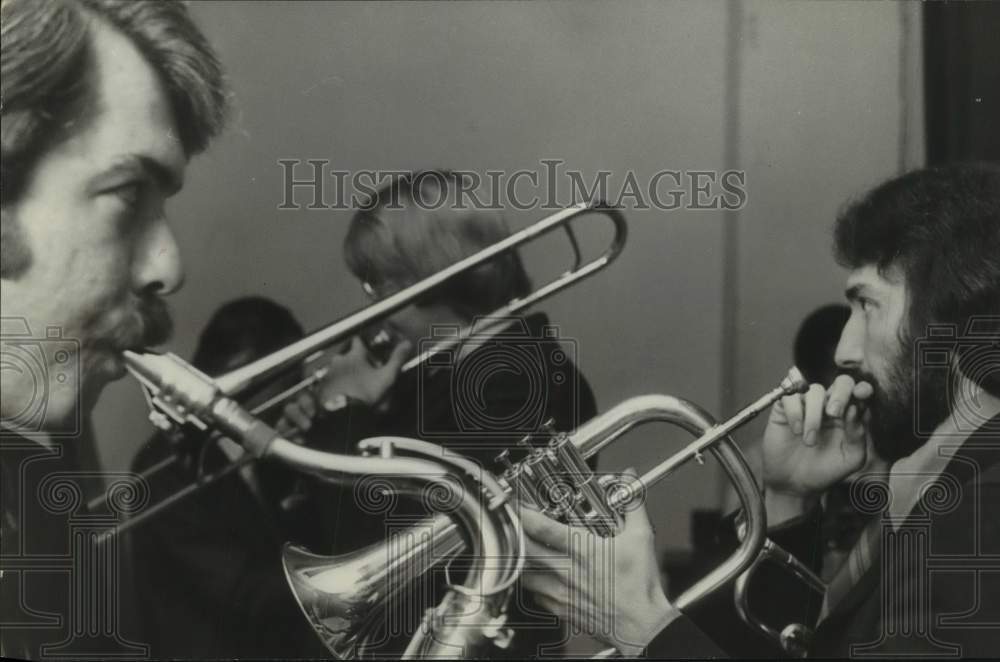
top-left (1, 433), bottom-right (72, 661)
top-left (645, 412), bottom-right (1000, 659)
top-left (1, 430), bottom-right (149, 660)
top-left (128, 431), bottom-right (329, 659)
top-left (300, 312), bottom-right (598, 658)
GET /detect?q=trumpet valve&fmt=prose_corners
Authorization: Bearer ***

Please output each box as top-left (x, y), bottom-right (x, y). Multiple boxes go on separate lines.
top-left (516, 432), bottom-right (535, 450)
top-left (495, 449), bottom-right (517, 474)
top-left (502, 464), bottom-right (542, 510)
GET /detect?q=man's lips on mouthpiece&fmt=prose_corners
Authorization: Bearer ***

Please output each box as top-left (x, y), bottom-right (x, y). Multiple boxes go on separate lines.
top-left (89, 341), bottom-right (144, 380)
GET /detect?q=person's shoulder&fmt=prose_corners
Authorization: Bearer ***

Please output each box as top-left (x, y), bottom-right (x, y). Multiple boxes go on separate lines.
top-left (932, 432), bottom-right (1000, 543)
top-left (948, 423), bottom-right (1000, 489)
top-left (522, 311), bottom-right (598, 419)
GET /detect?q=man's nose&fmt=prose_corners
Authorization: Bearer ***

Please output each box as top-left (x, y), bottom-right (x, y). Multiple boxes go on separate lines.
top-left (133, 219), bottom-right (184, 296)
top-left (834, 310), bottom-right (864, 370)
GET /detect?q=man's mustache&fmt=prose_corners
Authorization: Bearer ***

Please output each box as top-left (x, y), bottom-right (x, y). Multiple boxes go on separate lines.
top-left (103, 297), bottom-right (174, 352)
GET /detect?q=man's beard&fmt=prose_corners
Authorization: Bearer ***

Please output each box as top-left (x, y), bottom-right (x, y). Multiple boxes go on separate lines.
top-left (848, 331), bottom-right (952, 463)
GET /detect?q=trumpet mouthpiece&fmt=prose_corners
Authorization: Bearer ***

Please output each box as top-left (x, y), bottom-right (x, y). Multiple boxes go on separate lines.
top-left (782, 367), bottom-right (809, 395)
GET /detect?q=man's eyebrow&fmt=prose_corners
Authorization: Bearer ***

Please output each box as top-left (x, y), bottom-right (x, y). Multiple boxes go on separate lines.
top-left (845, 284), bottom-right (864, 302)
top-left (94, 154), bottom-right (184, 195)
top-left (845, 283), bottom-right (879, 302)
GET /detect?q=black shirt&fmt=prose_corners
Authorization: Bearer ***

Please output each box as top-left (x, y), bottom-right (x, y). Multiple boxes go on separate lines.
top-left (127, 429), bottom-right (329, 659)
top-left (1, 430), bottom-right (147, 660)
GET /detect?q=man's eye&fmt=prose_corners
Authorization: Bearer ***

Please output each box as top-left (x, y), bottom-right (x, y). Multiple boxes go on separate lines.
top-left (860, 298), bottom-right (877, 313)
top-left (112, 182), bottom-right (144, 209)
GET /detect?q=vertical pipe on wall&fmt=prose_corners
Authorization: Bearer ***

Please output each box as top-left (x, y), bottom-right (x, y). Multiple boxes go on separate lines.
top-left (898, 1), bottom-right (926, 171)
top-left (718, 1), bottom-right (744, 506)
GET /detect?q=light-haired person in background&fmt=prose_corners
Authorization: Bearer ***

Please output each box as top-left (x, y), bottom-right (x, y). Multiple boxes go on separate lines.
top-left (280, 170), bottom-right (599, 658)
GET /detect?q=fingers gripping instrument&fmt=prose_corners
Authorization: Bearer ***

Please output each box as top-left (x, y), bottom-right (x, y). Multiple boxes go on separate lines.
top-left (500, 369), bottom-right (810, 548)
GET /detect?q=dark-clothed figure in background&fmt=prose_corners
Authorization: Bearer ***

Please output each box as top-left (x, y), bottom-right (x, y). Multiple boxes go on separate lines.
top-left (794, 304), bottom-right (851, 388)
top-left (279, 171), bottom-right (598, 658)
top-left (793, 304), bottom-right (877, 583)
top-left (1, 1), bottom-right (228, 659)
top-left (129, 297), bottom-right (333, 659)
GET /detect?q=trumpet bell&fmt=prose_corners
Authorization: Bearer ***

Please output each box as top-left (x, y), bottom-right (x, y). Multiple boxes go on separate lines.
top-left (282, 542), bottom-right (385, 657)
top-left (281, 512), bottom-right (468, 658)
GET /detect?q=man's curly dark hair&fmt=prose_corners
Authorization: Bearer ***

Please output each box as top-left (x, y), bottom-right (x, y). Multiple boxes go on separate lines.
top-left (834, 162), bottom-right (1000, 396)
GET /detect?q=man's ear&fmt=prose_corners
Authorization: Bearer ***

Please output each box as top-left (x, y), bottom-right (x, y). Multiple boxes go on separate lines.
top-left (0, 206), bottom-right (33, 278)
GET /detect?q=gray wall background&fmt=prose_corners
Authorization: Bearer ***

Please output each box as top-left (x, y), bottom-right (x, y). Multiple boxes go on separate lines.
top-left (92, 0), bottom-right (923, 559)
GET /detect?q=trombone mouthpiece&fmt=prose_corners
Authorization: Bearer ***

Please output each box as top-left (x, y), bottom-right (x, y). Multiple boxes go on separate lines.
top-left (123, 350), bottom-right (212, 393)
top-left (122, 349), bottom-right (163, 385)
top-left (123, 349), bottom-right (220, 429)
top-left (781, 367), bottom-right (809, 395)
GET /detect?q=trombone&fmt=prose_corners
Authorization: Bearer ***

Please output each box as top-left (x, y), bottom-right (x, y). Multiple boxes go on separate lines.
top-left (93, 200), bottom-right (627, 534)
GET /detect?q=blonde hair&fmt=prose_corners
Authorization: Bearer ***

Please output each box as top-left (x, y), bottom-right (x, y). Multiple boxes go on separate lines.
top-left (344, 171), bottom-right (531, 320)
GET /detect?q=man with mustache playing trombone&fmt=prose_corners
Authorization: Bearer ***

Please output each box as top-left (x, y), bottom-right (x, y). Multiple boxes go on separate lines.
top-left (0, 0), bottom-right (600, 653)
top-left (0, 4), bottom-right (538, 658)
top-left (520, 163), bottom-right (1000, 657)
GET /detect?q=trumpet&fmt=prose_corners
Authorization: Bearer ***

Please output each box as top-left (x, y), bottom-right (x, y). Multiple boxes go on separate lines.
top-left (275, 369), bottom-right (808, 658)
top-left (122, 349), bottom-right (524, 659)
top-left (96, 200), bottom-right (627, 533)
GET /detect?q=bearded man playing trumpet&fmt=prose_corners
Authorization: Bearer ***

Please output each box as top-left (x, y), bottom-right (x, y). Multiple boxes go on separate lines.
top-left (520, 163), bottom-right (1000, 658)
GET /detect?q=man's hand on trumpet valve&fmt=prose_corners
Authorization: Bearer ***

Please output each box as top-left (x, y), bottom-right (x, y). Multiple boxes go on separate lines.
top-left (519, 470), bottom-right (679, 658)
top-left (762, 373), bottom-right (874, 524)
top-left (276, 336), bottom-right (411, 437)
